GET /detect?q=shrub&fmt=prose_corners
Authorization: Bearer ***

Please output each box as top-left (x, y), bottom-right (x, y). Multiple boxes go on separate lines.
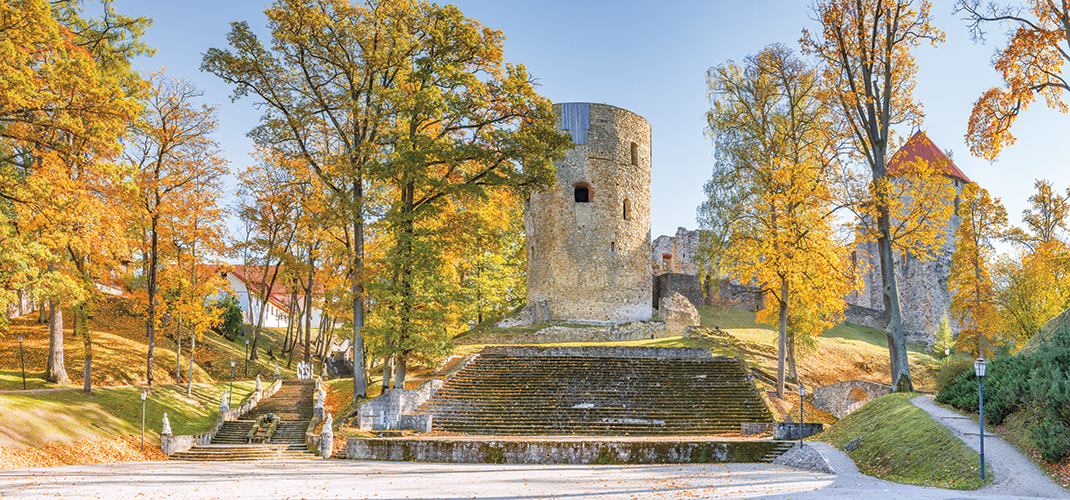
top-left (934, 354), bottom-right (975, 392)
top-left (213, 295), bottom-right (244, 342)
top-left (937, 323), bottom-right (1070, 463)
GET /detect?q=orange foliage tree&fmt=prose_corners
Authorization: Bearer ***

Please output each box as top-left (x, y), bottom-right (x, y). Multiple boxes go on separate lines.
top-left (803, 0), bottom-right (947, 392)
top-left (125, 74), bottom-right (229, 387)
top-left (956, 0), bottom-right (1069, 160)
top-left (0, 0), bottom-right (149, 390)
top-left (949, 183), bottom-right (1008, 357)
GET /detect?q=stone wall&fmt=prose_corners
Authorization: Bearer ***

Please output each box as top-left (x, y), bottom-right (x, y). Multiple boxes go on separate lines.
top-left (480, 345), bottom-right (714, 360)
top-left (651, 235), bottom-right (674, 276)
top-left (356, 380), bottom-right (445, 431)
top-left (706, 278), bottom-right (765, 312)
top-left (346, 437), bottom-right (782, 464)
top-left (525, 103), bottom-right (652, 323)
top-left (845, 177), bottom-right (965, 345)
top-left (651, 227), bottom-right (702, 277)
top-left (653, 273), bottom-right (702, 309)
top-left (843, 304), bottom-right (887, 330)
top-left (457, 322), bottom-right (669, 345)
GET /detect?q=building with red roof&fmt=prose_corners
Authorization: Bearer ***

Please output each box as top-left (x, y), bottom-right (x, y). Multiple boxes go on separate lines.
top-left (845, 131), bottom-right (969, 345)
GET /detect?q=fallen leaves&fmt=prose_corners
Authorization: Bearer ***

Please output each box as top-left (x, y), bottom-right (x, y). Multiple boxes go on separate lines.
top-left (0, 436), bottom-right (166, 470)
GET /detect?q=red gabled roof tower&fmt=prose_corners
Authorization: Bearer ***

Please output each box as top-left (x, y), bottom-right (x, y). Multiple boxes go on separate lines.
top-left (887, 131), bottom-right (970, 184)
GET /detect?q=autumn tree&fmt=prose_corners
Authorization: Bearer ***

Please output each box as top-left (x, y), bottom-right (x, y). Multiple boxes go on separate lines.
top-left (202, 0), bottom-right (417, 398)
top-left (233, 153), bottom-right (301, 363)
top-left (367, 2), bottom-right (567, 386)
top-left (949, 183), bottom-right (1008, 357)
top-left (125, 74), bottom-right (228, 386)
top-left (0, 0), bottom-right (150, 389)
top-left (956, 0), bottom-right (1070, 159)
top-left (803, 0), bottom-right (947, 391)
top-left (994, 179), bottom-right (1070, 347)
top-left (702, 44), bottom-right (853, 398)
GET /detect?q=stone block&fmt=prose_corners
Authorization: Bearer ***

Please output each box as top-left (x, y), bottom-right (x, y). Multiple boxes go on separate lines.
top-left (654, 273), bottom-right (702, 310)
top-left (398, 414), bottom-right (433, 433)
top-left (659, 292), bottom-right (700, 337)
top-left (774, 422), bottom-right (825, 440)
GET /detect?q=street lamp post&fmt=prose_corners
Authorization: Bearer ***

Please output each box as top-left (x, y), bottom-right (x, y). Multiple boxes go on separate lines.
top-left (975, 357), bottom-right (987, 482)
top-left (244, 338), bottom-right (249, 377)
top-left (798, 383), bottom-right (806, 447)
top-left (140, 390), bottom-right (147, 451)
top-left (17, 334), bottom-right (25, 390)
top-left (229, 359), bottom-right (235, 407)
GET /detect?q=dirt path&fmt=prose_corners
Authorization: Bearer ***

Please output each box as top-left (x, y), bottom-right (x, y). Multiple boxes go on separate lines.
top-left (910, 394), bottom-right (1068, 498)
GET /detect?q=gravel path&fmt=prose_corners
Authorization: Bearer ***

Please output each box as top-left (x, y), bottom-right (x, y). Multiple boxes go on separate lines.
top-left (911, 394), bottom-right (1068, 498)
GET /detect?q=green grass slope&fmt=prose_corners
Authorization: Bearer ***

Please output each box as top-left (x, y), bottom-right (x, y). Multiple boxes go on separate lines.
top-left (818, 393), bottom-right (985, 490)
top-left (0, 381), bottom-right (257, 449)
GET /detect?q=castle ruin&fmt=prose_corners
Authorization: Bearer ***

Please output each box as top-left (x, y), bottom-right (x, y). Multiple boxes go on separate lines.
top-left (524, 103), bottom-right (652, 324)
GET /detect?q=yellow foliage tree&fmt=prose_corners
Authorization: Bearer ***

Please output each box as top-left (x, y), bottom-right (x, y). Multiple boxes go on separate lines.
top-left (950, 183), bottom-right (1008, 357)
top-left (956, 0), bottom-right (1069, 159)
top-left (703, 44), bottom-right (854, 398)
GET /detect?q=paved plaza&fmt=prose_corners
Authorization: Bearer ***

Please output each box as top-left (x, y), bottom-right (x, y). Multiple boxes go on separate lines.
top-left (0, 459), bottom-right (1061, 500)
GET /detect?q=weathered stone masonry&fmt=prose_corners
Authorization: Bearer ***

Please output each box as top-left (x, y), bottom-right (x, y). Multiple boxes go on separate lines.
top-left (525, 103), bottom-right (652, 323)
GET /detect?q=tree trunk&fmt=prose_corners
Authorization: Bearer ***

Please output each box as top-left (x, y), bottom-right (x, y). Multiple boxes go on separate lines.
top-left (146, 217), bottom-right (159, 387)
top-left (382, 355), bottom-right (393, 390)
top-left (304, 255), bottom-right (315, 364)
top-left (352, 178), bottom-right (367, 399)
top-left (175, 319), bottom-right (182, 384)
top-left (393, 354), bottom-right (406, 390)
top-left (786, 331), bottom-right (798, 384)
top-left (75, 303), bottom-right (91, 395)
top-left (877, 216), bottom-right (913, 392)
top-left (37, 300), bottom-right (47, 324)
top-left (187, 333), bottom-right (195, 396)
top-left (46, 301), bottom-right (68, 384)
top-left (776, 280), bottom-right (788, 400)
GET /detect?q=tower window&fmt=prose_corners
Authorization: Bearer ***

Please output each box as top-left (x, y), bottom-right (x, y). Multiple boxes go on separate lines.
top-left (611, 242), bottom-right (616, 253)
top-left (623, 198), bottom-right (630, 220)
top-left (573, 182), bottom-right (591, 203)
top-left (630, 142), bottom-right (638, 166)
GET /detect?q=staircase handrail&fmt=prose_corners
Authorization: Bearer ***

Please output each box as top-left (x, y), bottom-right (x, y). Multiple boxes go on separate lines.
top-left (160, 379), bottom-right (283, 456)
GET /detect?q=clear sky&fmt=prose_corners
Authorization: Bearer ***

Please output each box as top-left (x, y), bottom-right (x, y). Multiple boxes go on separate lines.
top-left (109, 0), bottom-right (1070, 242)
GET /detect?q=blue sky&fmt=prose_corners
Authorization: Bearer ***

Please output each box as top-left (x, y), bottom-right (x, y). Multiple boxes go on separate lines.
top-left (109, 0), bottom-right (1070, 242)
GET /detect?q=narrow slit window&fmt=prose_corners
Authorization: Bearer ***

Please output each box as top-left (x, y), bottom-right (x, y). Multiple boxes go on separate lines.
top-left (623, 198), bottom-right (630, 220)
top-left (630, 142), bottom-right (638, 166)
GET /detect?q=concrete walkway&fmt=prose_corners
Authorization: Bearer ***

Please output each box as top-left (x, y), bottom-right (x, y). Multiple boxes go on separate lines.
top-left (0, 459), bottom-right (1064, 499)
top-left (911, 394), bottom-right (1069, 498)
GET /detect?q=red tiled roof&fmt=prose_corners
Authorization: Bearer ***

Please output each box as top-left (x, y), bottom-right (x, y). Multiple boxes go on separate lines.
top-left (225, 265), bottom-right (324, 312)
top-left (887, 131), bottom-right (971, 184)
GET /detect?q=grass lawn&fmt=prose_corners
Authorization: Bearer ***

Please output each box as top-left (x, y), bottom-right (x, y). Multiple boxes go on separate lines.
top-left (0, 381), bottom-right (257, 449)
top-left (817, 393), bottom-right (985, 490)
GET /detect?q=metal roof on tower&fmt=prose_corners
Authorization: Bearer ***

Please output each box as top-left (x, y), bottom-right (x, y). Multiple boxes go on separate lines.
top-left (886, 131), bottom-right (971, 184)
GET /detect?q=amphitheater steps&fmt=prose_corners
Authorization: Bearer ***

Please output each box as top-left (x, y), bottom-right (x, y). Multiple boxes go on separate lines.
top-left (170, 380), bottom-right (318, 461)
top-left (414, 353), bottom-right (775, 436)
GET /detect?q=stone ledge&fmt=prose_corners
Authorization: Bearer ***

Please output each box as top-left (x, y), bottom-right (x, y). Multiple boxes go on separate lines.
top-left (346, 437), bottom-right (785, 464)
top-left (480, 345), bottom-right (714, 359)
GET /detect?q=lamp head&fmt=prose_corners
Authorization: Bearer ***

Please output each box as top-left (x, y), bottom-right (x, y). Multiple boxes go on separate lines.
top-left (231, 359), bottom-right (235, 367)
top-left (974, 357), bottom-right (987, 377)
top-left (141, 390), bottom-right (147, 401)
top-left (17, 334), bottom-right (22, 343)
top-left (944, 347), bottom-right (949, 356)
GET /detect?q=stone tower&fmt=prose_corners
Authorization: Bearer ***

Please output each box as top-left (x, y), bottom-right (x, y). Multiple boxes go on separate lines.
top-left (525, 103), bottom-right (652, 323)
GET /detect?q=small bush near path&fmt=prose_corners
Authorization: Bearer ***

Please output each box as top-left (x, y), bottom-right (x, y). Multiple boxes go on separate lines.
top-left (937, 326), bottom-right (1070, 463)
top-left (817, 393), bottom-right (985, 490)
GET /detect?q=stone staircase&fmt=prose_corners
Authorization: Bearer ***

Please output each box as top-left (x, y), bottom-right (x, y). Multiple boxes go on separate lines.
top-left (413, 349), bottom-right (775, 436)
top-left (170, 380), bottom-right (318, 461)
